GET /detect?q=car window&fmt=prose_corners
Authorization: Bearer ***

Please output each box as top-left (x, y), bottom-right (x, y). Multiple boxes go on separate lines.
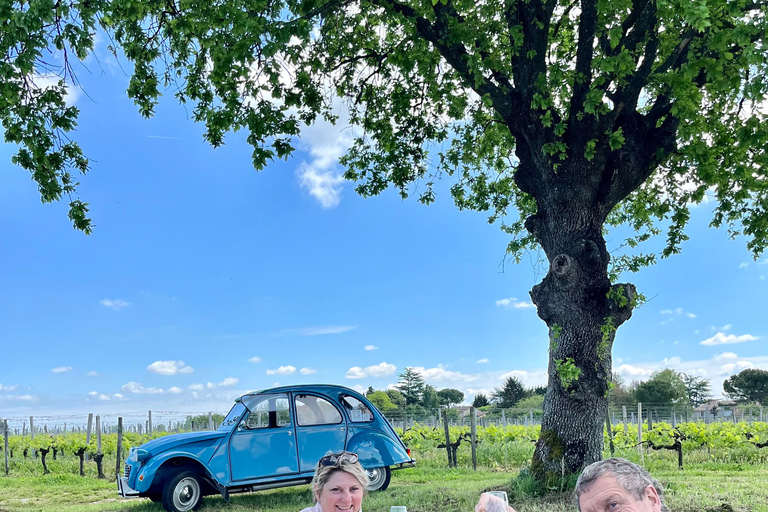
top-left (340, 395), bottom-right (374, 423)
top-left (242, 393), bottom-right (291, 429)
top-left (295, 394), bottom-right (343, 426)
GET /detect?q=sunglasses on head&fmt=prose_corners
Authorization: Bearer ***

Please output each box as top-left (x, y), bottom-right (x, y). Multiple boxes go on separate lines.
top-left (318, 452), bottom-right (359, 467)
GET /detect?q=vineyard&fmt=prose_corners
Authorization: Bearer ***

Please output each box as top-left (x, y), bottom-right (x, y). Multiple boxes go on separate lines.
top-left (4, 420), bottom-right (768, 481)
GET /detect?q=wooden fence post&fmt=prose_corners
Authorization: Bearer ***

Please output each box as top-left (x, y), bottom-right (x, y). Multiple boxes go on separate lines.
top-left (470, 407), bottom-right (477, 471)
top-left (208, 412), bottom-right (214, 431)
top-left (637, 402), bottom-right (643, 462)
top-left (605, 408), bottom-right (615, 456)
top-left (116, 417), bottom-right (123, 479)
top-left (622, 405), bottom-right (628, 433)
top-left (442, 413), bottom-right (453, 468)
top-left (148, 411), bottom-right (153, 434)
top-left (4, 419), bottom-right (9, 475)
top-left (96, 416), bottom-right (102, 453)
top-left (30, 416), bottom-right (36, 458)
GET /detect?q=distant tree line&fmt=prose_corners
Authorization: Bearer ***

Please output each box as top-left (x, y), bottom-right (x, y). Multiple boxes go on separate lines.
top-left (609, 368), bottom-right (768, 407)
top-left (365, 367), bottom-right (466, 418)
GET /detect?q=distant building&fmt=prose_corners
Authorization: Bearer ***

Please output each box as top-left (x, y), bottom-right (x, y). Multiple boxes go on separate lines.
top-left (692, 399), bottom-right (737, 420)
top-left (454, 406), bottom-right (488, 419)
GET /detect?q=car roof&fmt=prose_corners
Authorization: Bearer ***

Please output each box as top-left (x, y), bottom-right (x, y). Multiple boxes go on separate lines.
top-left (241, 383), bottom-right (364, 398)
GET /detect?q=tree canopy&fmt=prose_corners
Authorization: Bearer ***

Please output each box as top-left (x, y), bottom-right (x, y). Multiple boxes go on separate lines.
top-left (723, 368), bottom-right (768, 404)
top-left (633, 368), bottom-right (687, 406)
top-left (5, 0), bottom-right (768, 480)
top-left (492, 376), bottom-right (528, 408)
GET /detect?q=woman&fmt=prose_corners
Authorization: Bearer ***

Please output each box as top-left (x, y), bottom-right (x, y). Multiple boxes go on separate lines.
top-left (301, 451), bottom-right (370, 512)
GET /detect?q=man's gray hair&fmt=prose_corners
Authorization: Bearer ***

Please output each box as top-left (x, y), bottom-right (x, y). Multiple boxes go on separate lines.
top-left (575, 458), bottom-right (669, 512)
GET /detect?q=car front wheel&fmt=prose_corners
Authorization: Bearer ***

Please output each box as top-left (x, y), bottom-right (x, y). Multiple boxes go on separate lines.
top-left (366, 466), bottom-right (391, 491)
top-left (162, 471), bottom-right (203, 512)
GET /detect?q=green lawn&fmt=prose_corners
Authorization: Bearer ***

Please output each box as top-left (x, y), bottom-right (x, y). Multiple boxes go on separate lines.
top-left (2, 447), bottom-right (768, 512)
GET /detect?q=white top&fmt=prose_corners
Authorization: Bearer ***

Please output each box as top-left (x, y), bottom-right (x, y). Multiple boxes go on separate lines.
top-left (299, 504), bottom-right (363, 512)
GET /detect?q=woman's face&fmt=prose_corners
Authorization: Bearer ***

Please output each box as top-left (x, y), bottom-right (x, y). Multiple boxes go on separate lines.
top-left (317, 470), bottom-right (364, 512)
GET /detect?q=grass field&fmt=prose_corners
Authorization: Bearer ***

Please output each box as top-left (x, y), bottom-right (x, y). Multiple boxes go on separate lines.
top-left (2, 444), bottom-right (768, 512)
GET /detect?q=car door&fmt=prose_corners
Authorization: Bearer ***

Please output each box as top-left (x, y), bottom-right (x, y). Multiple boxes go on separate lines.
top-left (229, 393), bottom-right (299, 481)
top-left (294, 393), bottom-right (347, 473)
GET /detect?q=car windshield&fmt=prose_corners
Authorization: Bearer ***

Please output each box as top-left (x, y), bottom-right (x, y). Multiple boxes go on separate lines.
top-left (218, 402), bottom-right (247, 431)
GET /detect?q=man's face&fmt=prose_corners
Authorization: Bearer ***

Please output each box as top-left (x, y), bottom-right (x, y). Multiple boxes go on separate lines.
top-left (578, 475), bottom-right (662, 512)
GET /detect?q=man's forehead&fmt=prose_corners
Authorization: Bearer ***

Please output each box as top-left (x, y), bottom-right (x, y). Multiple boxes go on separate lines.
top-left (579, 475), bottom-right (628, 504)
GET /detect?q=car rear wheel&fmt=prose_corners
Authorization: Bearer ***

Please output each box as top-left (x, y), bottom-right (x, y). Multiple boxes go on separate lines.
top-left (162, 471), bottom-right (203, 512)
top-left (366, 466), bottom-right (391, 491)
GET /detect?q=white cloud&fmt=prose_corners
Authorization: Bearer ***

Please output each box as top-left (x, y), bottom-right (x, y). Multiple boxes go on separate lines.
top-left (51, 366), bottom-right (72, 373)
top-left (412, 365), bottom-right (481, 383)
top-left (294, 108), bottom-right (357, 209)
top-left (147, 360), bottom-right (195, 375)
top-left (720, 361), bottom-right (755, 375)
top-left (660, 309), bottom-right (674, 315)
top-left (661, 308), bottom-right (695, 318)
top-left (168, 387), bottom-right (183, 394)
top-left (700, 332), bottom-right (759, 346)
top-left (297, 166), bottom-right (346, 208)
top-left (100, 298), bottom-right (131, 310)
top-left (248, 356), bottom-right (262, 363)
top-left (267, 365), bottom-right (297, 376)
top-left (219, 377), bottom-right (239, 387)
top-left (615, 364), bottom-right (654, 377)
top-left (88, 391), bottom-right (98, 397)
top-left (662, 357), bottom-right (681, 366)
top-left (188, 384), bottom-right (205, 391)
top-left (739, 262), bottom-right (749, 269)
top-left (0, 383), bottom-right (18, 391)
top-left (346, 362), bottom-right (397, 379)
top-left (34, 74), bottom-right (82, 106)
top-left (300, 367), bottom-right (316, 375)
top-left (714, 352), bottom-right (738, 361)
top-left (121, 381), bottom-right (164, 394)
top-left (476, 358), bottom-right (489, 364)
top-left (495, 297), bottom-right (535, 309)
top-left (687, 313), bottom-right (697, 319)
top-left (364, 345), bottom-right (378, 351)
top-left (86, 371), bottom-right (99, 377)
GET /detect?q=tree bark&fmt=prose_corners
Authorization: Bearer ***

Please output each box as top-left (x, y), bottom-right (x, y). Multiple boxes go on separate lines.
top-left (522, 161), bottom-right (637, 480)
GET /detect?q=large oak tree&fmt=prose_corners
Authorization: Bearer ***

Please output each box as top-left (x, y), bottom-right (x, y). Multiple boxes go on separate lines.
top-left (4, 0), bottom-right (768, 479)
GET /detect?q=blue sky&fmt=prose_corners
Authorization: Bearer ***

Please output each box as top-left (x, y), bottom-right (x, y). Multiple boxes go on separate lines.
top-left (1, 44), bottom-right (767, 430)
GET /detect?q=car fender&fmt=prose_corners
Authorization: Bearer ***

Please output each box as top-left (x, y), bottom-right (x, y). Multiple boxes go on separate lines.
top-left (132, 451), bottom-right (221, 493)
top-left (346, 428), bottom-right (410, 468)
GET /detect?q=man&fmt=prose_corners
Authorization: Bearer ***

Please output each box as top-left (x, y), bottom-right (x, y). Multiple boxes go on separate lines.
top-left (476, 458), bottom-right (668, 512)
top-left (575, 458), bottom-right (668, 512)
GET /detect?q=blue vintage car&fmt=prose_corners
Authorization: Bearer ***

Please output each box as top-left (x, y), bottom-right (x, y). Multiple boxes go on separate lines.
top-left (118, 384), bottom-right (414, 512)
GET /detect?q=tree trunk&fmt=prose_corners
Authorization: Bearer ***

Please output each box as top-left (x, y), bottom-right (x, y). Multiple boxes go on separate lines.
top-left (75, 449), bottom-right (86, 477)
top-left (40, 448), bottom-right (50, 475)
top-left (94, 453), bottom-right (105, 479)
top-left (525, 194), bottom-right (636, 481)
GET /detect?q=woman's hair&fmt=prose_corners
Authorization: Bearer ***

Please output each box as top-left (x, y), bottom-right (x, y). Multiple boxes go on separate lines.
top-left (574, 458), bottom-right (668, 512)
top-left (311, 452), bottom-right (370, 500)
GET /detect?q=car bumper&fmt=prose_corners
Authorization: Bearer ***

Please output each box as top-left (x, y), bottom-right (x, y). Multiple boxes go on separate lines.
top-left (117, 476), bottom-right (140, 498)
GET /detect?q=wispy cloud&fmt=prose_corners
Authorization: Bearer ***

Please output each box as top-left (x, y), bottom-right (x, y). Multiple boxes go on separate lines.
top-left (86, 371), bottom-right (99, 377)
top-left (739, 262), bottom-right (749, 269)
top-left (248, 356), bottom-right (262, 363)
top-left (661, 307), bottom-right (696, 318)
top-left (147, 360), bottom-right (194, 375)
top-left (88, 391), bottom-right (124, 401)
top-left (700, 332), bottom-right (759, 346)
top-left (476, 358), bottom-right (489, 364)
top-left (147, 135), bottom-right (186, 140)
top-left (281, 326), bottom-right (357, 336)
top-left (121, 381), bottom-right (164, 394)
top-left (364, 345), bottom-right (378, 351)
top-left (51, 366), bottom-right (73, 373)
top-left (0, 383), bottom-right (18, 391)
top-left (495, 297), bottom-right (534, 309)
top-left (266, 365), bottom-right (296, 376)
top-left (100, 298), bottom-right (131, 311)
top-left (300, 367), bottom-right (316, 375)
top-left (346, 362), bottom-right (397, 379)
